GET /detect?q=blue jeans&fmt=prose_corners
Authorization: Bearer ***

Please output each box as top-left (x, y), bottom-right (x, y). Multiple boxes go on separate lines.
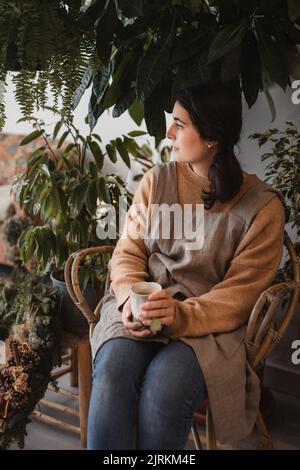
top-left (87, 338), bottom-right (207, 450)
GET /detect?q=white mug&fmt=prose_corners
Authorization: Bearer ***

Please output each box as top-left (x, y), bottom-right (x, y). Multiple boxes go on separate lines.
top-left (130, 281), bottom-right (162, 332)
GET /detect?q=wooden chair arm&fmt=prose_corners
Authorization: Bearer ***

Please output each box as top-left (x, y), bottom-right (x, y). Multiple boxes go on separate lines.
top-left (246, 231), bottom-right (300, 369)
top-left (64, 246), bottom-right (115, 327)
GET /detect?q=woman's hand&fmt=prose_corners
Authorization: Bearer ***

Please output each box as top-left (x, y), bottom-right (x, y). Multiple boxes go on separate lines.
top-left (121, 297), bottom-right (158, 338)
top-left (139, 289), bottom-right (177, 328)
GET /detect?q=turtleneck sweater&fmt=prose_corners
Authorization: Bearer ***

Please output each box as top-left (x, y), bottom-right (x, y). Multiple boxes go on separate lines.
top-left (108, 161), bottom-right (285, 339)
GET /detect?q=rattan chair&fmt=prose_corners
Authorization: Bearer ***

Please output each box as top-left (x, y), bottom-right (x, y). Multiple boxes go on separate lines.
top-left (64, 230), bottom-right (300, 450)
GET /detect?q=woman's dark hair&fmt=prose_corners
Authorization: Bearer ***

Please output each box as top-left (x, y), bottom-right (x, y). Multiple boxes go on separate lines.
top-left (175, 81), bottom-right (244, 210)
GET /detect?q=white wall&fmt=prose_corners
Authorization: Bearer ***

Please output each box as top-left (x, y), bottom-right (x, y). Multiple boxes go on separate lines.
top-left (2, 74), bottom-right (299, 242)
top-left (3, 74), bottom-right (299, 177)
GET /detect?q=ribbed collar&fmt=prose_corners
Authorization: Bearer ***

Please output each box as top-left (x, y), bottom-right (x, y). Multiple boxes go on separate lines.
top-left (176, 161), bottom-right (211, 190)
top-left (176, 161), bottom-right (250, 191)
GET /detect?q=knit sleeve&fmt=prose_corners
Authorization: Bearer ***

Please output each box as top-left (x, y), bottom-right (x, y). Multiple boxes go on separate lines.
top-left (108, 166), bottom-right (156, 310)
top-left (161, 196), bottom-right (286, 340)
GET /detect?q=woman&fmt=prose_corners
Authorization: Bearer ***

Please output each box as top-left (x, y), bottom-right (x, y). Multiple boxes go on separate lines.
top-left (88, 81), bottom-right (286, 450)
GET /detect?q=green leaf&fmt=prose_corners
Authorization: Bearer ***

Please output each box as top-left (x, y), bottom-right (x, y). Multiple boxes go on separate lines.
top-left (144, 85), bottom-right (166, 148)
top-left (106, 142), bottom-right (117, 163)
top-left (63, 143), bottom-right (75, 155)
top-left (97, 177), bottom-right (111, 203)
top-left (262, 69), bottom-right (276, 122)
top-left (241, 32), bottom-right (262, 107)
top-left (115, 138), bottom-right (131, 168)
top-left (89, 161), bottom-right (98, 179)
top-left (72, 180), bottom-right (90, 214)
top-left (256, 19), bottom-right (289, 90)
top-left (20, 129), bottom-right (44, 146)
top-left (112, 88), bottom-right (136, 118)
top-left (91, 133), bottom-right (102, 143)
top-left (136, 34), bottom-right (174, 102)
top-left (88, 140), bottom-right (104, 170)
top-left (86, 179), bottom-right (98, 214)
top-left (208, 18), bottom-right (250, 63)
top-left (128, 100), bottom-right (144, 126)
top-left (127, 130), bottom-right (147, 137)
top-left (287, 0), bottom-right (300, 21)
top-left (123, 137), bottom-right (138, 158)
top-left (170, 18), bottom-right (216, 65)
top-left (105, 50), bottom-right (138, 109)
top-left (57, 130), bottom-right (70, 149)
top-left (73, 66), bottom-right (93, 110)
top-left (53, 121), bottom-right (63, 141)
top-left (96, 0), bottom-right (118, 65)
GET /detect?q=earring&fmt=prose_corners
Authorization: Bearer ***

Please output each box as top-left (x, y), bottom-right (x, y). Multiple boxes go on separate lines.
top-left (207, 143), bottom-right (213, 149)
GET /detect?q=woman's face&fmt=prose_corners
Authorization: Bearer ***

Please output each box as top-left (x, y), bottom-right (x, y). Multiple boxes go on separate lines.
top-left (166, 101), bottom-right (217, 164)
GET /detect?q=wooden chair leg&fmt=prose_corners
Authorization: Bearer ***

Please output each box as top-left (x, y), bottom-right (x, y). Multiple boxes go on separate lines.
top-left (206, 406), bottom-right (217, 450)
top-left (77, 341), bottom-right (92, 448)
top-left (252, 409), bottom-right (273, 450)
top-left (70, 345), bottom-right (78, 387)
top-left (191, 422), bottom-right (203, 450)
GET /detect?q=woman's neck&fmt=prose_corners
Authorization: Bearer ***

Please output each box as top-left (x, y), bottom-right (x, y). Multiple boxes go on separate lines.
top-left (188, 162), bottom-right (209, 180)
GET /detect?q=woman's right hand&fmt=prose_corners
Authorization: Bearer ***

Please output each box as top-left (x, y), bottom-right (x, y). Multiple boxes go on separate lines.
top-left (122, 297), bottom-right (157, 338)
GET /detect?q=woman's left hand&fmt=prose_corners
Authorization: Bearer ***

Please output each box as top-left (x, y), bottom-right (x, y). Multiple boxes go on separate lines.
top-left (139, 289), bottom-right (177, 328)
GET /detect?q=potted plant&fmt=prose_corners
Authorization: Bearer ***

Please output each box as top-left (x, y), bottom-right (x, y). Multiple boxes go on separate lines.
top-left (249, 120), bottom-right (300, 397)
top-left (11, 111), bottom-right (155, 334)
top-left (249, 120), bottom-right (300, 283)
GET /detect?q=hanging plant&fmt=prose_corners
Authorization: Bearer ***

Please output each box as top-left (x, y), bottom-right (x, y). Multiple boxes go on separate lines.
top-left (0, 0), bottom-right (95, 124)
top-left (1, 1), bottom-right (300, 144)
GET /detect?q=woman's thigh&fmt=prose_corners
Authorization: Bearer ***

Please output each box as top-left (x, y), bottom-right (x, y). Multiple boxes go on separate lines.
top-left (138, 340), bottom-right (207, 448)
top-left (141, 339), bottom-right (207, 405)
top-left (91, 337), bottom-right (165, 394)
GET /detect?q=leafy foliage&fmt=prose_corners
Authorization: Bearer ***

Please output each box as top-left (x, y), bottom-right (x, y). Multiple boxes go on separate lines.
top-left (1, 1), bottom-right (300, 142)
top-left (249, 120), bottom-right (300, 282)
top-left (0, 0), bottom-right (95, 125)
top-left (0, 268), bottom-right (62, 449)
top-left (10, 109), bottom-right (163, 287)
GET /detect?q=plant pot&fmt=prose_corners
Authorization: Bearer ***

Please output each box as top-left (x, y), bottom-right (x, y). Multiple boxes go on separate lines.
top-left (50, 271), bottom-right (103, 336)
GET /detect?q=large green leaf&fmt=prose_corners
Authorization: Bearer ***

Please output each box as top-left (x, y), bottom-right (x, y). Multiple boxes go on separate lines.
top-left (104, 50), bottom-right (138, 108)
top-left (256, 19), bottom-right (289, 90)
top-left (136, 33), bottom-right (174, 102)
top-left (115, 138), bottom-right (131, 168)
top-left (88, 60), bottom-right (115, 130)
top-left (86, 179), bottom-right (98, 214)
top-left (112, 88), bottom-right (136, 118)
top-left (241, 31), bottom-right (262, 107)
top-left (262, 68), bottom-right (276, 122)
top-left (170, 16), bottom-right (216, 65)
top-left (144, 85), bottom-right (166, 148)
top-left (105, 142), bottom-right (117, 163)
top-left (208, 17), bottom-right (250, 63)
top-left (72, 66), bottom-right (93, 110)
top-left (20, 129), bottom-right (44, 146)
top-left (128, 100), bottom-right (144, 126)
top-left (96, 0), bottom-right (118, 65)
top-left (221, 43), bottom-right (241, 82)
top-left (127, 130), bottom-right (147, 137)
top-left (57, 130), bottom-right (70, 149)
top-left (97, 177), bottom-right (111, 203)
top-left (88, 140), bottom-right (104, 171)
